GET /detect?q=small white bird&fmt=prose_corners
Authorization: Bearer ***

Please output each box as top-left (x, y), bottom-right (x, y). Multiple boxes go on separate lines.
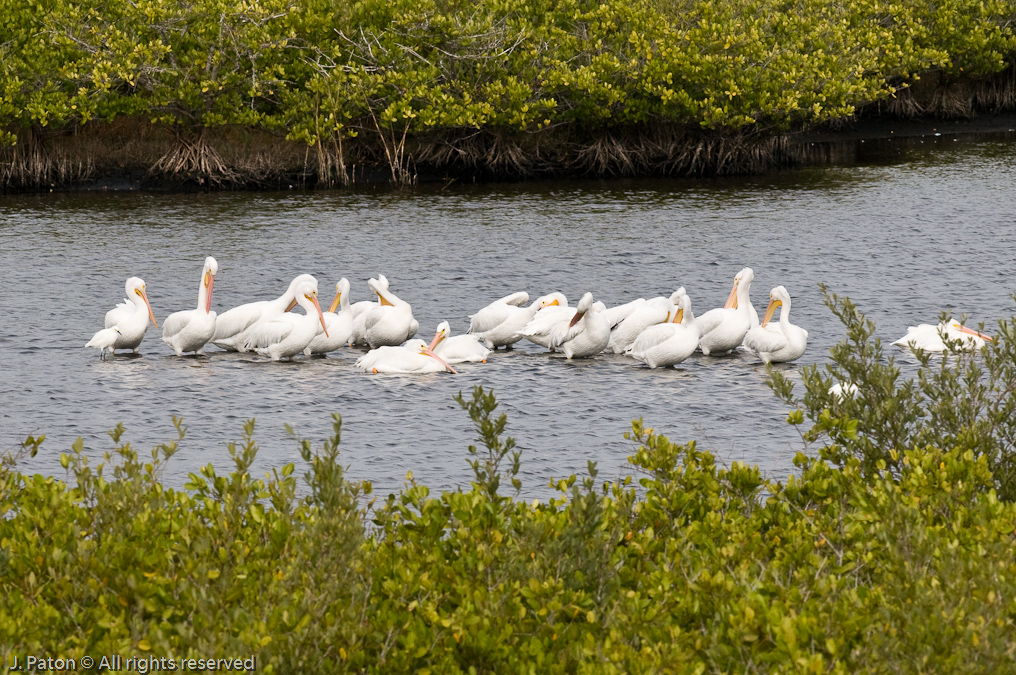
top-left (85, 326), bottom-right (122, 359)
top-left (547, 293), bottom-right (610, 359)
top-left (98, 277), bottom-right (158, 354)
top-left (364, 277), bottom-right (419, 348)
top-left (627, 293), bottom-right (699, 368)
top-left (468, 292), bottom-right (567, 349)
top-left (243, 276), bottom-right (329, 361)
top-left (162, 257), bottom-right (219, 356)
top-left (305, 278), bottom-right (354, 356)
top-left (212, 274), bottom-right (316, 352)
top-left (429, 321), bottom-right (491, 363)
top-left (891, 319), bottom-right (992, 352)
top-left (607, 289), bottom-right (685, 354)
top-left (697, 267), bottom-right (755, 356)
top-left (742, 285), bottom-right (808, 363)
top-left (355, 341), bottom-right (457, 374)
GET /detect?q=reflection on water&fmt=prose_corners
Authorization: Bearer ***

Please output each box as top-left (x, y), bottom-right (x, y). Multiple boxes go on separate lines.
top-left (2, 135), bottom-right (1016, 498)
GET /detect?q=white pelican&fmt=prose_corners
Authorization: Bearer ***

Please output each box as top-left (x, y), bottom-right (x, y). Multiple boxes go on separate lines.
top-left (742, 285), bottom-right (808, 363)
top-left (364, 277), bottom-right (419, 348)
top-left (607, 289), bottom-right (685, 354)
top-left (519, 293), bottom-right (575, 349)
top-left (429, 321), bottom-right (491, 363)
top-left (85, 326), bottom-right (122, 359)
top-left (305, 278), bottom-right (354, 355)
top-left (243, 276), bottom-right (329, 361)
top-left (891, 319), bottom-right (992, 352)
top-left (355, 341), bottom-right (457, 374)
top-left (697, 267), bottom-right (755, 356)
top-left (162, 256), bottom-right (219, 356)
top-left (96, 277), bottom-right (157, 354)
top-left (546, 293), bottom-right (610, 359)
top-left (349, 274), bottom-right (388, 346)
top-left (626, 293), bottom-right (699, 368)
top-left (468, 292), bottom-right (566, 349)
top-left (212, 274), bottom-right (316, 352)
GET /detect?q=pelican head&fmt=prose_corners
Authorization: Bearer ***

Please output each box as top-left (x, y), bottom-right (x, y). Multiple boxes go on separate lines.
top-left (946, 319), bottom-right (992, 342)
top-left (724, 267), bottom-right (755, 309)
top-left (368, 277), bottom-right (396, 306)
top-left (429, 321), bottom-right (451, 351)
top-left (329, 278), bottom-right (350, 313)
top-left (762, 285), bottom-right (790, 327)
top-left (126, 276), bottom-right (157, 328)
top-left (412, 337), bottom-right (458, 374)
top-left (668, 287), bottom-right (686, 304)
top-left (284, 274), bottom-right (317, 311)
top-left (569, 292), bottom-right (594, 327)
top-left (534, 292), bottom-right (567, 309)
top-left (294, 276), bottom-right (329, 338)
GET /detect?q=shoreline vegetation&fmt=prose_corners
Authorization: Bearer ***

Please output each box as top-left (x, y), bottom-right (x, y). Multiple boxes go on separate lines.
top-left (4, 294), bottom-right (1016, 669)
top-left (1, 0), bottom-right (1014, 191)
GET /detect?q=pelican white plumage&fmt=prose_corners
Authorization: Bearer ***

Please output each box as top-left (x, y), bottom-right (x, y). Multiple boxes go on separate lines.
top-left (364, 277), bottom-right (419, 348)
top-left (212, 274), bottom-right (316, 352)
top-left (626, 293), bottom-right (699, 368)
top-left (85, 326), bottom-right (122, 359)
top-left (97, 277), bottom-right (158, 354)
top-left (601, 298), bottom-right (647, 330)
top-left (546, 293), bottom-right (610, 359)
top-left (305, 278), bottom-right (354, 355)
top-left (607, 288), bottom-right (685, 354)
top-left (468, 292), bottom-right (566, 349)
top-left (697, 267), bottom-right (755, 356)
top-left (242, 276), bottom-right (328, 361)
top-left (349, 274), bottom-right (387, 346)
top-left (519, 294), bottom-right (574, 349)
top-left (162, 257), bottom-right (219, 356)
top-left (429, 321), bottom-right (491, 363)
top-left (742, 285), bottom-right (808, 363)
top-left (891, 319), bottom-right (992, 352)
top-left (355, 340), bottom-right (457, 374)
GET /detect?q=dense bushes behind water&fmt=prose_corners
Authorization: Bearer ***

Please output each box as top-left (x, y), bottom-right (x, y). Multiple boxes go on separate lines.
top-left (4, 294), bottom-right (1016, 671)
top-left (1, 0), bottom-right (1014, 185)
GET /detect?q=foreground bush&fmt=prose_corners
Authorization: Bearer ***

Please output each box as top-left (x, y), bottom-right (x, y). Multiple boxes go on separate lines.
top-left (4, 298), bottom-right (1016, 671)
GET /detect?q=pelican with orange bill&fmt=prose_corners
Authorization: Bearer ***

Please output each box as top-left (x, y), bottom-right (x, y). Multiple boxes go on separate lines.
top-left (743, 285), bottom-right (808, 364)
top-left (91, 276), bottom-right (158, 355)
top-left (892, 318), bottom-right (992, 353)
top-left (162, 256), bottom-right (220, 356)
top-left (243, 276), bottom-right (331, 361)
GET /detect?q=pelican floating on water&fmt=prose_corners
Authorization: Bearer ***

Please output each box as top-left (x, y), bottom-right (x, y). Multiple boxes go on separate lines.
top-left (546, 293), bottom-right (610, 359)
top-left (519, 294), bottom-right (574, 349)
top-left (429, 321), bottom-right (490, 363)
top-left (891, 319), bottom-right (991, 352)
top-left (607, 289), bottom-right (684, 354)
top-left (364, 277), bottom-right (419, 348)
top-left (627, 293), bottom-right (699, 368)
top-left (243, 276), bottom-right (329, 360)
top-left (356, 340), bottom-right (457, 374)
top-left (212, 274), bottom-right (316, 352)
top-left (697, 267), bottom-right (755, 356)
top-left (305, 278), bottom-right (354, 355)
top-left (742, 285), bottom-right (808, 363)
top-left (162, 257), bottom-right (219, 356)
top-left (468, 292), bottom-right (566, 349)
top-left (92, 277), bottom-right (157, 355)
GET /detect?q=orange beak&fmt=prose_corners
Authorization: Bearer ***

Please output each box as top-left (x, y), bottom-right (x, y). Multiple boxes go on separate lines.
top-left (137, 287), bottom-right (157, 328)
top-left (307, 293), bottom-right (329, 337)
top-left (328, 291), bottom-right (341, 314)
top-left (761, 299), bottom-right (781, 327)
top-left (957, 325), bottom-right (992, 341)
top-left (285, 298), bottom-right (298, 312)
top-left (428, 331), bottom-right (445, 351)
top-left (723, 280), bottom-right (739, 309)
top-left (672, 308), bottom-right (684, 324)
top-left (204, 272), bottom-right (215, 314)
top-left (378, 292), bottom-right (394, 307)
top-left (423, 346), bottom-right (457, 374)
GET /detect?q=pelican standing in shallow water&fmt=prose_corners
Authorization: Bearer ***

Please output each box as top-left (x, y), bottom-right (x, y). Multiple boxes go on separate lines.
top-left (742, 285), bottom-right (808, 363)
top-left (468, 292), bottom-right (566, 349)
top-left (429, 321), bottom-right (490, 363)
top-left (626, 293), bottom-right (699, 368)
top-left (162, 257), bottom-right (219, 356)
top-left (364, 277), bottom-right (419, 348)
top-left (91, 277), bottom-right (157, 355)
top-left (305, 278), bottom-right (354, 355)
top-left (356, 340), bottom-right (457, 374)
top-left (212, 274), bottom-right (316, 352)
top-left (607, 289), bottom-right (685, 354)
top-left (547, 293), bottom-right (610, 359)
top-left (696, 267), bottom-right (755, 356)
top-left (243, 276), bottom-right (329, 361)
top-left (891, 319), bottom-right (992, 352)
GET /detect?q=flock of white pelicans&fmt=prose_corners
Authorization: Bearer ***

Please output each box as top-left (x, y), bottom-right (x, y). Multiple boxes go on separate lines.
top-left (86, 256), bottom-right (992, 374)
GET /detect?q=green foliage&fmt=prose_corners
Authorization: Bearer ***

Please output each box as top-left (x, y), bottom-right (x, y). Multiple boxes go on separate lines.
top-left (3, 378), bottom-right (1016, 670)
